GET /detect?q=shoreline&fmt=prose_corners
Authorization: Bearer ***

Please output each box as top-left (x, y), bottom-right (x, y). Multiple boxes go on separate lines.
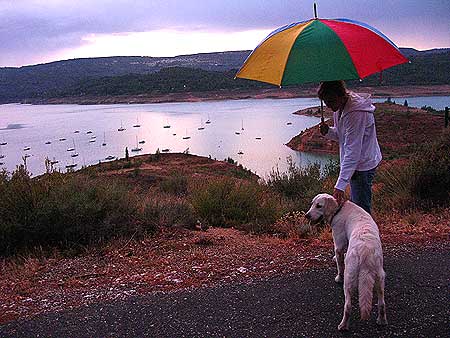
top-left (19, 84), bottom-right (450, 105)
top-left (286, 102), bottom-right (447, 156)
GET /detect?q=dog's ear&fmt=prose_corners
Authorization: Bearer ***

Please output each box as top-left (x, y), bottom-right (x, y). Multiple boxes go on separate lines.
top-left (323, 195), bottom-right (339, 223)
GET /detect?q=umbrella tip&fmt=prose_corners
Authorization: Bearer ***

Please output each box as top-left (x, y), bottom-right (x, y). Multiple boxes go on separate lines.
top-left (314, 3), bottom-right (318, 19)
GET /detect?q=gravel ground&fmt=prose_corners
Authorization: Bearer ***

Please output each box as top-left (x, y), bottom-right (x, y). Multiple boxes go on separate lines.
top-left (1, 242), bottom-right (448, 338)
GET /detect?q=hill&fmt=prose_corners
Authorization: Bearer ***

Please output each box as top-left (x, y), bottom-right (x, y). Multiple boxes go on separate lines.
top-left (0, 51), bottom-right (249, 103)
top-left (0, 48), bottom-right (449, 103)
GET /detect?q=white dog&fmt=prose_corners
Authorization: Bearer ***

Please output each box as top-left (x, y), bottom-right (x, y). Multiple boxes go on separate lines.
top-left (305, 193), bottom-right (387, 331)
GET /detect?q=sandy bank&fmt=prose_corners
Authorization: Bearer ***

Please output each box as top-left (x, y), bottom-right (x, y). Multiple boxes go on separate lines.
top-left (24, 84), bottom-right (450, 105)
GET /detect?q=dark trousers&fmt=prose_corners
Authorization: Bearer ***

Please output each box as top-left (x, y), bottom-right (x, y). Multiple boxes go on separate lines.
top-left (350, 168), bottom-right (376, 214)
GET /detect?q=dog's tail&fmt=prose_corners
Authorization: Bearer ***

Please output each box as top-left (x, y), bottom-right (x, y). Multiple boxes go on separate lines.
top-left (358, 244), bottom-right (379, 320)
top-left (358, 268), bottom-right (375, 320)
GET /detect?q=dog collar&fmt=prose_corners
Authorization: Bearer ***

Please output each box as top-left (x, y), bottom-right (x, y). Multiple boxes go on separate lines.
top-left (329, 203), bottom-right (345, 225)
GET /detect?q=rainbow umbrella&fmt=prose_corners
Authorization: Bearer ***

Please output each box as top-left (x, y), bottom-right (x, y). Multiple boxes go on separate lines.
top-left (236, 13), bottom-right (408, 86)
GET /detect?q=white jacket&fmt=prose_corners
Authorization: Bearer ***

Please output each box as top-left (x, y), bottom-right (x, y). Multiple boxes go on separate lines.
top-left (325, 91), bottom-right (382, 191)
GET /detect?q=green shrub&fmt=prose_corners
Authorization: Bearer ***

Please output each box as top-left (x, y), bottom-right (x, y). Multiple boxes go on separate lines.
top-left (375, 130), bottom-right (450, 211)
top-left (265, 157), bottom-right (338, 211)
top-left (141, 195), bottom-right (196, 228)
top-left (374, 164), bottom-right (417, 211)
top-left (191, 177), bottom-right (281, 228)
top-left (0, 167), bottom-right (144, 256)
top-left (409, 131), bottom-right (450, 206)
top-left (159, 172), bottom-right (189, 196)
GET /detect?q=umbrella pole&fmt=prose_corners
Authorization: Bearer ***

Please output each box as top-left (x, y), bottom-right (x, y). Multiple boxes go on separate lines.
top-left (320, 99), bottom-right (324, 123)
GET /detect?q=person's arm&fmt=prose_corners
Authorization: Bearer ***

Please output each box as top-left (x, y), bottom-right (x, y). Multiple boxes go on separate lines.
top-left (320, 116), bottom-right (339, 141)
top-left (325, 125), bottom-right (338, 141)
top-left (335, 110), bottom-right (367, 191)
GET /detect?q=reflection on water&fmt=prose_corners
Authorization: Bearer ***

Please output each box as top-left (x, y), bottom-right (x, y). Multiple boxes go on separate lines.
top-left (0, 95), bottom-right (447, 177)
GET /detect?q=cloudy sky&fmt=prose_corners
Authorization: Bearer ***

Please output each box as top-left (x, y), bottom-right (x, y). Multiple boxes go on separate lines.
top-left (1, 0), bottom-right (449, 67)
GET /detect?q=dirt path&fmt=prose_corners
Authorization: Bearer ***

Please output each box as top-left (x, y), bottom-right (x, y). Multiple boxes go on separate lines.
top-left (1, 242), bottom-right (448, 338)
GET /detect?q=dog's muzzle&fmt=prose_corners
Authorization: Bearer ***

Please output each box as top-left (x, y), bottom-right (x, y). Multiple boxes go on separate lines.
top-left (305, 213), bottom-right (323, 224)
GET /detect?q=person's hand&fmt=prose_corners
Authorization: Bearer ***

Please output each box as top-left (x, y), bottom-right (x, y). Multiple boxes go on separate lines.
top-left (333, 188), bottom-right (345, 206)
top-left (319, 120), bottom-right (329, 135)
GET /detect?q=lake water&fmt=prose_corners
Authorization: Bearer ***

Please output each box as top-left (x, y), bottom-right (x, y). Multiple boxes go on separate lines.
top-left (0, 95), bottom-right (448, 177)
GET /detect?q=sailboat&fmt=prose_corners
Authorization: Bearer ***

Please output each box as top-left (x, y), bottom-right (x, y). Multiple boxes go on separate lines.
top-left (59, 137), bottom-right (66, 141)
top-left (105, 155), bottom-right (115, 161)
top-left (0, 137), bottom-right (7, 146)
top-left (50, 157), bottom-right (59, 165)
top-left (67, 139), bottom-right (76, 152)
top-left (235, 119), bottom-right (244, 135)
top-left (65, 158), bottom-right (77, 170)
top-left (45, 141), bottom-right (52, 145)
top-left (138, 139), bottom-right (145, 144)
top-left (198, 118), bottom-right (205, 130)
top-left (23, 146), bottom-right (31, 151)
top-left (86, 130), bottom-right (92, 134)
top-left (182, 129), bottom-right (191, 140)
top-left (133, 116), bottom-right (141, 128)
top-left (70, 139), bottom-right (79, 157)
top-left (238, 150), bottom-right (244, 155)
top-left (0, 145), bottom-right (5, 159)
top-left (118, 121), bottom-right (126, 132)
top-left (205, 114), bottom-right (211, 124)
top-left (163, 119), bottom-right (171, 128)
top-left (131, 136), bottom-right (142, 152)
top-left (74, 130), bottom-right (80, 134)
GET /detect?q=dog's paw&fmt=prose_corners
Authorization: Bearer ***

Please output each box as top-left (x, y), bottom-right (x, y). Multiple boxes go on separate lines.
top-left (377, 317), bottom-right (388, 326)
top-left (335, 275), bottom-right (343, 283)
top-left (337, 321), bottom-right (349, 331)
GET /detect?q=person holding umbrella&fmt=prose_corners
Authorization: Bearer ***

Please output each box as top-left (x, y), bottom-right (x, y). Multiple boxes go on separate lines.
top-left (235, 9), bottom-right (408, 213)
top-left (318, 80), bottom-right (382, 213)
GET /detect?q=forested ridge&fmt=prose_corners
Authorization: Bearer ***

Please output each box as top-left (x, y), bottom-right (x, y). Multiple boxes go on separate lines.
top-left (0, 48), bottom-right (448, 103)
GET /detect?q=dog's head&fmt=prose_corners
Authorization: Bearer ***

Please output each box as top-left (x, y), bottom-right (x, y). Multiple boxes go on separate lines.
top-left (305, 193), bottom-right (339, 224)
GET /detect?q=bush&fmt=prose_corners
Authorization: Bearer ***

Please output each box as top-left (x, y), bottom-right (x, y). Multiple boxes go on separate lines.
top-left (409, 131), bottom-right (450, 205)
top-left (0, 167), bottom-right (144, 256)
top-left (375, 130), bottom-right (450, 211)
top-left (191, 177), bottom-right (281, 228)
top-left (159, 172), bottom-right (189, 196)
top-left (265, 157), bottom-right (338, 211)
top-left (142, 196), bottom-right (197, 229)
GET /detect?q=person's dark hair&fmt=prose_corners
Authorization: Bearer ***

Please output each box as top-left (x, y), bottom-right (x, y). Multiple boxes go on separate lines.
top-left (318, 80), bottom-right (347, 100)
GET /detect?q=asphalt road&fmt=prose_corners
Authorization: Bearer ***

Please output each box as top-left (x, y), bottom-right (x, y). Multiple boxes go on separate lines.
top-left (1, 243), bottom-right (448, 338)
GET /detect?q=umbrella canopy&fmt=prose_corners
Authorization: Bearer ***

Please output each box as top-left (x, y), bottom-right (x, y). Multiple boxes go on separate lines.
top-left (236, 18), bottom-right (408, 86)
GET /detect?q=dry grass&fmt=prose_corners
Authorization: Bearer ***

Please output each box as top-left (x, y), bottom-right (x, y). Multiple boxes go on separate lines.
top-left (1, 205), bottom-right (448, 324)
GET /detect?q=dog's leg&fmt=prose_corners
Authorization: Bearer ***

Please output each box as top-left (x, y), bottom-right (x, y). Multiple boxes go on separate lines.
top-left (338, 271), bottom-right (354, 331)
top-left (334, 248), bottom-right (345, 283)
top-left (375, 271), bottom-right (388, 326)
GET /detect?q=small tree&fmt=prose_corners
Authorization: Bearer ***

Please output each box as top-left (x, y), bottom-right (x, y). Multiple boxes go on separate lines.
top-left (404, 99), bottom-right (408, 107)
top-left (155, 148), bottom-right (161, 160)
top-left (125, 147), bottom-right (129, 161)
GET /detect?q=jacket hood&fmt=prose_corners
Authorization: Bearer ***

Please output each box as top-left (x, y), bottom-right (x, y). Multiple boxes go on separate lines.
top-left (345, 91), bottom-right (375, 114)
